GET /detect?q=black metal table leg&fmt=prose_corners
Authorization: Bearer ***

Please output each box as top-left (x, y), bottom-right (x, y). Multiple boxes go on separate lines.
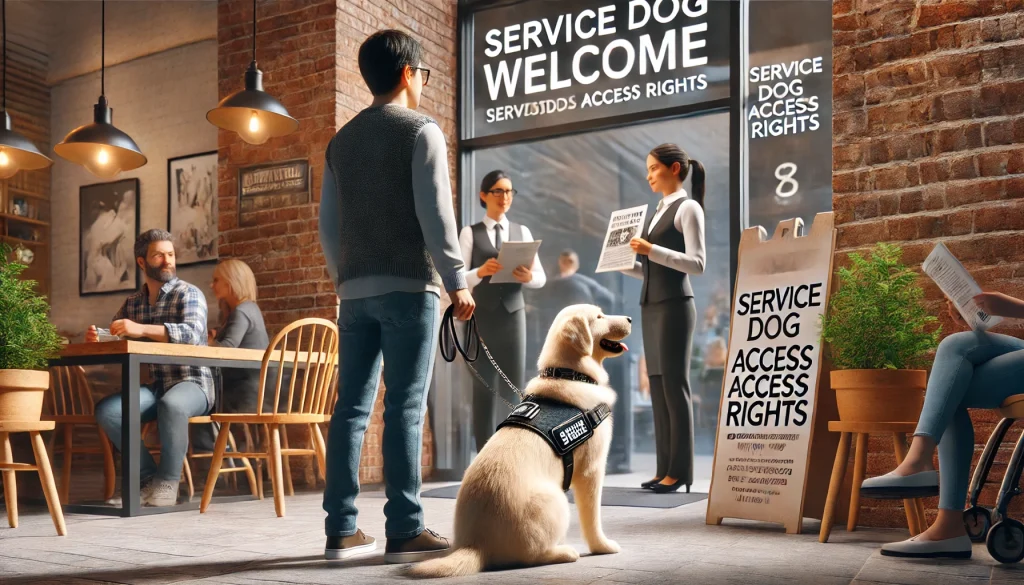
top-left (121, 354), bottom-right (141, 517)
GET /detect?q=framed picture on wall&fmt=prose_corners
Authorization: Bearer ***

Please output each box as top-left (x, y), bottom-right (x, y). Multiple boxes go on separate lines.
top-left (168, 151), bottom-right (218, 266)
top-left (79, 179), bottom-right (140, 296)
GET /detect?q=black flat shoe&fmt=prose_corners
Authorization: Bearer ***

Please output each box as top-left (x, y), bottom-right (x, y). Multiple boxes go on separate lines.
top-left (640, 478), bottom-right (664, 489)
top-left (652, 479), bottom-right (689, 494)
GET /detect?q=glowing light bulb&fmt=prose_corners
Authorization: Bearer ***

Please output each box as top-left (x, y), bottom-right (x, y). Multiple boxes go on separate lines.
top-left (0, 149), bottom-right (17, 180)
top-left (240, 110), bottom-right (270, 145)
top-left (81, 148), bottom-right (121, 179)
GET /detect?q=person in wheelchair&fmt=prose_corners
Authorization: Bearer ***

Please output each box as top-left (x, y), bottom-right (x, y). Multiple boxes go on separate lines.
top-left (861, 291), bottom-right (1024, 559)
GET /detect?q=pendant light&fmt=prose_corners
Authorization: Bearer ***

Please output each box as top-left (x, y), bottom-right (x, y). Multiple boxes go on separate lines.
top-left (54, 0), bottom-right (146, 179)
top-left (0, 0), bottom-right (52, 179)
top-left (206, 0), bottom-right (297, 145)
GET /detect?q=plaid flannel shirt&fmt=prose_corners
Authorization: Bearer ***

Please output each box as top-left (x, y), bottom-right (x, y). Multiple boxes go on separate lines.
top-left (114, 277), bottom-right (215, 407)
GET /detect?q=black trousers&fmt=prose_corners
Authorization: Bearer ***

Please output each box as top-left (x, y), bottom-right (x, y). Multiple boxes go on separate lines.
top-left (641, 298), bottom-right (696, 483)
top-left (472, 306), bottom-right (526, 452)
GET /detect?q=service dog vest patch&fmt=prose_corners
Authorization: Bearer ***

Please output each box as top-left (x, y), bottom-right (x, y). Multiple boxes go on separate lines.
top-left (497, 395), bottom-right (611, 491)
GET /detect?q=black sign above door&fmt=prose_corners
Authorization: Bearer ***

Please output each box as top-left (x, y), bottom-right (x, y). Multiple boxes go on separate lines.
top-left (465, 0), bottom-right (732, 140)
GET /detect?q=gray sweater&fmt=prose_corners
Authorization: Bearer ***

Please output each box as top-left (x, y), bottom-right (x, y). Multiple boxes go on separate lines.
top-left (321, 105), bottom-right (466, 300)
top-left (215, 301), bottom-right (269, 413)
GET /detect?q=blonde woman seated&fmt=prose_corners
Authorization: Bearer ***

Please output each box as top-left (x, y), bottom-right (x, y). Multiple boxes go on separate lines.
top-left (209, 259), bottom-right (269, 414)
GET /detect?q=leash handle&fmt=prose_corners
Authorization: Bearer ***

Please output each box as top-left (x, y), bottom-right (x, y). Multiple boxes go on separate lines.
top-left (440, 305), bottom-right (479, 363)
top-left (438, 304), bottom-right (524, 408)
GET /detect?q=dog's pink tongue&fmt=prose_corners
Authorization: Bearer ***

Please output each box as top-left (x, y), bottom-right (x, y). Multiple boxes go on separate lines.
top-left (620, 342), bottom-right (628, 352)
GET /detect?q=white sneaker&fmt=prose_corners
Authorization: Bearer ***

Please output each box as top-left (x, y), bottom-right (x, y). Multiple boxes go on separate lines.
top-left (143, 480), bottom-right (179, 507)
top-left (106, 477), bottom-right (154, 507)
top-left (881, 535), bottom-right (972, 559)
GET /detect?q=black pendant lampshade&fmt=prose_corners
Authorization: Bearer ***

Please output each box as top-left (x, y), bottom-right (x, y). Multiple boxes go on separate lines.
top-left (0, 0), bottom-right (52, 179)
top-left (207, 0), bottom-right (297, 145)
top-left (54, 0), bottom-right (146, 179)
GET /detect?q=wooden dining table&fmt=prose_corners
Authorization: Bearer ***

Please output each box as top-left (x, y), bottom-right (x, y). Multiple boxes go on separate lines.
top-left (51, 340), bottom-right (323, 517)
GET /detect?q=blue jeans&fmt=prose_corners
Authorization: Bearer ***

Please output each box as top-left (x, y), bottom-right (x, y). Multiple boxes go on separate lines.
top-left (915, 331), bottom-right (1024, 510)
top-left (95, 382), bottom-right (210, 482)
top-left (323, 291), bottom-right (439, 539)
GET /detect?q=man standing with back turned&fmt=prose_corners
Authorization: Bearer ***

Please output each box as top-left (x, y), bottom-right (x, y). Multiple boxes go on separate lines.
top-left (319, 29), bottom-right (475, 563)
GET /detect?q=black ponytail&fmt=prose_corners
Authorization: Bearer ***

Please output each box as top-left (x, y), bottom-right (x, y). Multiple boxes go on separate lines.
top-left (688, 159), bottom-right (706, 208)
top-left (649, 143), bottom-right (706, 208)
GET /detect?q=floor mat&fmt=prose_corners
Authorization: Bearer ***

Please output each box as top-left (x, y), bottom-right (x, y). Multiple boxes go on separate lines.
top-left (421, 484), bottom-right (708, 509)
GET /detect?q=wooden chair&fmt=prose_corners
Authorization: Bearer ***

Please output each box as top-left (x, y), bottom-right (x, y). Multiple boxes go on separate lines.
top-left (0, 421), bottom-right (67, 535)
top-left (819, 421), bottom-right (928, 543)
top-left (201, 318), bottom-right (338, 517)
top-left (44, 366), bottom-right (115, 504)
top-left (186, 417), bottom-right (259, 500)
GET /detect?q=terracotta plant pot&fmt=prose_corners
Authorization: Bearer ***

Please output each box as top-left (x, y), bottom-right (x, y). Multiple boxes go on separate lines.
top-left (831, 369), bottom-right (927, 423)
top-left (0, 369), bottom-right (50, 422)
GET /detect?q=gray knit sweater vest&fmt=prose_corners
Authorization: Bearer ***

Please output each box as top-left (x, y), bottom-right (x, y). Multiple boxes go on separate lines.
top-left (325, 105), bottom-right (440, 287)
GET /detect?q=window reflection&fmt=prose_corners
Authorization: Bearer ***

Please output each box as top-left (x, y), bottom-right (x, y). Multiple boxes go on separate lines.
top-left (438, 112), bottom-right (731, 483)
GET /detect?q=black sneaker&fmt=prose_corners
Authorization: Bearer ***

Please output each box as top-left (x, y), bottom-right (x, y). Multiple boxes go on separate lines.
top-left (384, 528), bottom-right (451, 564)
top-left (325, 529), bottom-right (377, 561)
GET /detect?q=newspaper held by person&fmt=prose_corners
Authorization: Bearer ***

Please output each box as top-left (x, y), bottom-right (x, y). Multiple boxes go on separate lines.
top-left (922, 243), bottom-right (1002, 331)
top-left (596, 204), bottom-right (649, 273)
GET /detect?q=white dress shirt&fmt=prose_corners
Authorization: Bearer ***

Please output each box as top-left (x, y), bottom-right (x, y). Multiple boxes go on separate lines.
top-left (624, 188), bottom-right (706, 280)
top-left (459, 214), bottom-right (547, 290)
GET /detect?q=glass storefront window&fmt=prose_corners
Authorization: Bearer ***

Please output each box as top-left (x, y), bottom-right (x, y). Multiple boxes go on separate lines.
top-left (441, 111), bottom-right (730, 482)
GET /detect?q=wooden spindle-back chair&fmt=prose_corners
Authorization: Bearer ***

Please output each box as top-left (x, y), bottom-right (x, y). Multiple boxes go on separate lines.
top-left (201, 318), bottom-right (339, 517)
top-left (44, 366), bottom-right (115, 503)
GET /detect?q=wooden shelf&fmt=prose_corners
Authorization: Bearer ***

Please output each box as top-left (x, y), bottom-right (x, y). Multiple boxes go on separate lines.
top-left (0, 235), bottom-right (45, 247)
top-left (0, 213), bottom-right (49, 227)
top-left (6, 187), bottom-right (49, 201)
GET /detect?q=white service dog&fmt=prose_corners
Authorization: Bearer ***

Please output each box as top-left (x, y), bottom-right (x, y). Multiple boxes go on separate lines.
top-left (409, 304), bottom-right (631, 577)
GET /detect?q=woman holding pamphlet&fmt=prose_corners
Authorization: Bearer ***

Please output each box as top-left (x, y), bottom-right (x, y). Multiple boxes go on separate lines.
top-left (863, 292), bottom-right (1024, 560)
top-left (621, 144), bottom-right (706, 494)
top-left (459, 170), bottom-right (546, 452)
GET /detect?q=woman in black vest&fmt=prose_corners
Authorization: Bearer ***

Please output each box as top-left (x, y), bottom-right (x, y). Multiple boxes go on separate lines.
top-left (623, 144), bottom-right (706, 493)
top-left (459, 170), bottom-right (546, 452)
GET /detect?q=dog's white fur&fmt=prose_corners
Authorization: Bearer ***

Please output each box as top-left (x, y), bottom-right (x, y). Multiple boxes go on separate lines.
top-left (408, 304), bottom-right (631, 578)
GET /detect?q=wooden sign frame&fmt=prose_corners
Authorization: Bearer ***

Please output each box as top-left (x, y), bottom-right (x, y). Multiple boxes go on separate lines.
top-left (706, 212), bottom-right (841, 534)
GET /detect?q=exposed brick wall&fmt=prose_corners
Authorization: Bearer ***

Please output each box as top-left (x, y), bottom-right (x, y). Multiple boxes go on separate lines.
top-left (832, 0), bottom-right (1024, 528)
top-left (216, 0), bottom-right (338, 333)
top-left (217, 0), bottom-right (457, 485)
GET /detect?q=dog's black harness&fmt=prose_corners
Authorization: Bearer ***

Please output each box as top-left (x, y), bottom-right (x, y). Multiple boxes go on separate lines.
top-left (439, 308), bottom-right (612, 490)
top-left (497, 368), bottom-right (612, 491)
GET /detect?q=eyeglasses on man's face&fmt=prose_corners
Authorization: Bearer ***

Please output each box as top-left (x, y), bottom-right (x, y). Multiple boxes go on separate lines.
top-left (487, 189), bottom-right (517, 198)
top-left (411, 66), bottom-right (431, 86)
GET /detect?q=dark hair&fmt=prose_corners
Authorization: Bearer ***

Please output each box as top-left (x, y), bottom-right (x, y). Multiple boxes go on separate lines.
top-left (479, 169), bottom-right (511, 209)
top-left (134, 229), bottom-right (174, 260)
top-left (649, 143), bottom-right (706, 208)
top-left (358, 30), bottom-right (423, 96)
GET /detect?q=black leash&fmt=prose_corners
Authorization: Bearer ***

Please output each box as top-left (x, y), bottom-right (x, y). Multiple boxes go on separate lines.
top-left (439, 305), bottom-right (524, 410)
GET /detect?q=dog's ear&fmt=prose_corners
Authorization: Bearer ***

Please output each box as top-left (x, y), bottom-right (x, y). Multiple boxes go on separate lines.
top-left (560, 314), bottom-right (593, 356)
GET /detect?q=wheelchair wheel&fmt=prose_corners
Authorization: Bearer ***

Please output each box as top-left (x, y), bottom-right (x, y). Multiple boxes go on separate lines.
top-left (987, 519), bottom-right (1024, 564)
top-left (964, 506), bottom-right (993, 542)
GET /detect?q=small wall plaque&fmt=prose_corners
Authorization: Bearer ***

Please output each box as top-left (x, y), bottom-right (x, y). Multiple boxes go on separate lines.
top-left (238, 159), bottom-right (311, 213)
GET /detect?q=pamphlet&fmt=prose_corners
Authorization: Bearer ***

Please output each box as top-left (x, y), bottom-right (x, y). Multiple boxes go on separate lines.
top-left (922, 243), bottom-right (1002, 331)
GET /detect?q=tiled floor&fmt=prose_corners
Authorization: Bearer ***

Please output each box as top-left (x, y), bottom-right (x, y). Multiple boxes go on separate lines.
top-left (2, 473), bottom-right (1023, 585)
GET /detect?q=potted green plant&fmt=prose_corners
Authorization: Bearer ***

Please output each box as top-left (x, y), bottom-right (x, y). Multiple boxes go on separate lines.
top-left (0, 243), bottom-right (62, 422)
top-left (821, 242), bottom-right (940, 422)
